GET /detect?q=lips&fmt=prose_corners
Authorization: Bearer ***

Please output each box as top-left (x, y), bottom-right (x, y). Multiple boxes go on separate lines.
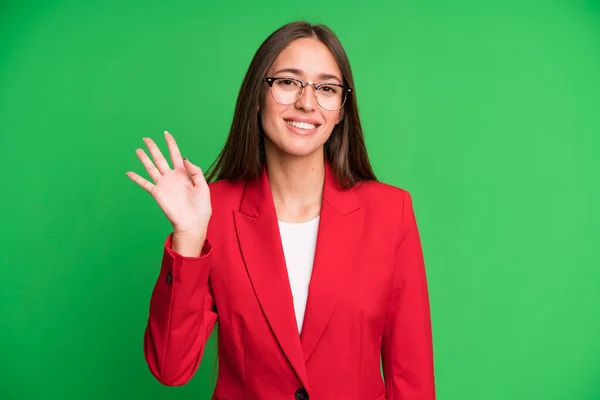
top-left (283, 118), bottom-right (322, 131)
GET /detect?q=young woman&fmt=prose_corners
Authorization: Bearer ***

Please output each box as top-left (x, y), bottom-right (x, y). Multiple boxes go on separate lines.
top-left (127, 21), bottom-right (436, 400)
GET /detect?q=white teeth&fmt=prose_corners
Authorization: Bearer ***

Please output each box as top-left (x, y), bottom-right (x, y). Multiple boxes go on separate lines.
top-left (285, 120), bottom-right (317, 130)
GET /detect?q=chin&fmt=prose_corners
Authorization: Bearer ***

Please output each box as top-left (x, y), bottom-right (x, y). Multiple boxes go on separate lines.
top-left (280, 142), bottom-right (324, 157)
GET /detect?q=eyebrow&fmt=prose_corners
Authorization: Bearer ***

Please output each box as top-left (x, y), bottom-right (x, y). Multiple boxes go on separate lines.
top-left (272, 68), bottom-right (343, 84)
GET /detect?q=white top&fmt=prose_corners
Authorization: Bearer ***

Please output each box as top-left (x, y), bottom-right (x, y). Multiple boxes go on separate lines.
top-left (278, 215), bottom-right (320, 334)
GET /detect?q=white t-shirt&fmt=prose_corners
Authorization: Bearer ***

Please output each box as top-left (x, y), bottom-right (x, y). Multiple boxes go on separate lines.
top-left (278, 215), bottom-right (320, 334)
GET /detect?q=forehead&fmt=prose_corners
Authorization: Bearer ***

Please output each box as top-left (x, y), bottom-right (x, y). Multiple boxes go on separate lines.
top-left (268, 37), bottom-right (342, 80)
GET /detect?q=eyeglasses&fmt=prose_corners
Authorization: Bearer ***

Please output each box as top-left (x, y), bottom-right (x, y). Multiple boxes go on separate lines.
top-left (263, 77), bottom-right (352, 111)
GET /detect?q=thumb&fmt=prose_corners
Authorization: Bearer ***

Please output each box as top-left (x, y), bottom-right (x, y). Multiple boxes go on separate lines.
top-left (183, 158), bottom-right (206, 187)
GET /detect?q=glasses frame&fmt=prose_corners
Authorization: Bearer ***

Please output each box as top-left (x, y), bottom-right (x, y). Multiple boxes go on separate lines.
top-left (263, 76), bottom-right (353, 111)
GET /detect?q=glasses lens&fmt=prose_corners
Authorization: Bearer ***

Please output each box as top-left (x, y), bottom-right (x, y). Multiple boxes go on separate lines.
top-left (270, 78), bottom-right (302, 105)
top-left (315, 84), bottom-right (345, 111)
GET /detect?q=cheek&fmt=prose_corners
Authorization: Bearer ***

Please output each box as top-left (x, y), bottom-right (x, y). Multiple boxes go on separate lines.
top-left (259, 101), bottom-right (285, 141)
top-left (336, 108), bottom-right (345, 123)
top-left (261, 97), bottom-right (289, 126)
top-left (324, 110), bottom-right (342, 127)
top-left (262, 98), bottom-right (277, 118)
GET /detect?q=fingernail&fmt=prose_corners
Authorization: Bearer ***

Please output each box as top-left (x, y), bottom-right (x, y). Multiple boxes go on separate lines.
top-left (183, 157), bottom-right (187, 161)
top-left (164, 130), bottom-right (169, 135)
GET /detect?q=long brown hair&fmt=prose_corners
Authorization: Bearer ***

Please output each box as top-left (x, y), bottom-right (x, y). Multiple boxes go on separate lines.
top-left (205, 20), bottom-right (377, 189)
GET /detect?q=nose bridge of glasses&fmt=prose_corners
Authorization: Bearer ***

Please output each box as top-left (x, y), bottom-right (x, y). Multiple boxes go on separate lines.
top-left (295, 81), bottom-right (316, 102)
top-left (298, 81), bottom-right (320, 98)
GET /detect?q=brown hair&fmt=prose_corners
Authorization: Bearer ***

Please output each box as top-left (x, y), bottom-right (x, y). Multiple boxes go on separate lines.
top-left (205, 20), bottom-right (377, 189)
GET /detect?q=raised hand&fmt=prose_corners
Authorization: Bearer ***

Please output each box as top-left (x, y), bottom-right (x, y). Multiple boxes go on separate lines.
top-left (126, 131), bottom-right (212, 241)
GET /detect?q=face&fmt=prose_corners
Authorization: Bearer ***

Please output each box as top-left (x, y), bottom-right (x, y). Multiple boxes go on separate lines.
top-left (259, 37), bottom-right (345, 159)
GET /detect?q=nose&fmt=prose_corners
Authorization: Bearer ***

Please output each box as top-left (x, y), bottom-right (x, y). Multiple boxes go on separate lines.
top-left (295, 84), bottom-right (317, 112)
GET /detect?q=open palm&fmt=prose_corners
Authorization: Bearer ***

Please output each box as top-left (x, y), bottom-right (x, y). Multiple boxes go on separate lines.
top-left (126, 131), bottom-right (212, 236)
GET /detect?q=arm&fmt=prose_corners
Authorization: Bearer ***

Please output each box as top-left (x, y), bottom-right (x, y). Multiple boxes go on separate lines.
top-left (143, 233), bottom-right (218, 386)
top-left (381, 191), bottom-right (436, 399)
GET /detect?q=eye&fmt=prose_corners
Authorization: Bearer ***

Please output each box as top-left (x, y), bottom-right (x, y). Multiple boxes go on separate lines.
top-left (277, 79), bottom-right (297, 86)
top-left (318, 84), bottom-right (339, 95)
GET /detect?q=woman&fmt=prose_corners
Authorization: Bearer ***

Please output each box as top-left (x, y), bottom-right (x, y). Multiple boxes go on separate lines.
top-left (126, 21), bottom-right (436, 400)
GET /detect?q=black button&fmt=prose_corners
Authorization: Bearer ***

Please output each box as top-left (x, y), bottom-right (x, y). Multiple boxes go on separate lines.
top-left (166, 272), bottom-right (173, 284)
top-left (295, 388), bottom-right (308, 400)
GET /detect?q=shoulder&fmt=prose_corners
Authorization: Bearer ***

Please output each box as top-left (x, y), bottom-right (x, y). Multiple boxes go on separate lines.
top-left (353, 179), bottom-right (408, 196)
top-left (350, 179), bottom-right (420, 233)
top-left (352, 179), bottom-right (412, 209)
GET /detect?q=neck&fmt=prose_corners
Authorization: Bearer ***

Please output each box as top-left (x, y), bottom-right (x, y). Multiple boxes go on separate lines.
top-left (265, 147), bottom-right (325, 222)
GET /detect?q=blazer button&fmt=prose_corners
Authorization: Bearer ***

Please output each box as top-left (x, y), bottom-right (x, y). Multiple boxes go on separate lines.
top-left (166, 272), bottom-right (173, 284)
top-left (295, 388), bottom-right (308, 400)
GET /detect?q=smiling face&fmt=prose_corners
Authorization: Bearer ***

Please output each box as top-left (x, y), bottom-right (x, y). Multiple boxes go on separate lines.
top-left (259, 37), bottom-right (345, 159)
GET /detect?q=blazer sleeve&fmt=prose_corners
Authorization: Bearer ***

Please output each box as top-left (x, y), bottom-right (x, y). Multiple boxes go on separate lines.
top-left (381, 191), bottom-right (436, 399)
top-left (143, 233), bottom-right (218, 386)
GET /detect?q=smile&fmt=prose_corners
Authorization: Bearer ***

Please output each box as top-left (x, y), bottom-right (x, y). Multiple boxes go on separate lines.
top-left (284, 119), bottom-right (319, 131)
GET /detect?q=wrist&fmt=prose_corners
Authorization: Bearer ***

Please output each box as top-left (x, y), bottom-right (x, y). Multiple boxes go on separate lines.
top-left (171, 231), bottom-right (206, 258)
top-left (172, 228), bottom-right (206, 240)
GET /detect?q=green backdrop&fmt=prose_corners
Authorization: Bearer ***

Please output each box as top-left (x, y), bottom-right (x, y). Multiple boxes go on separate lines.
top-left (1, 0), bottom-right (599, 399)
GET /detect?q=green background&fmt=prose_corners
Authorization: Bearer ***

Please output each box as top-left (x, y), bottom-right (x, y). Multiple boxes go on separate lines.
top-left (1, 0), bottom-right (599, 399)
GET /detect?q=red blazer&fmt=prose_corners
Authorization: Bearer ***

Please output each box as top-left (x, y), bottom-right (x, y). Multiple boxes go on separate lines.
top-left (143, 162), bottom-right (436, 400)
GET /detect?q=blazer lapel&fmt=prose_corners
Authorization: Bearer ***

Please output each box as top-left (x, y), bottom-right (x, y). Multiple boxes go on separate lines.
top-left (300, 164), bottom-right (364, 362)
top-left (233, 167), bottom-right (309, 389)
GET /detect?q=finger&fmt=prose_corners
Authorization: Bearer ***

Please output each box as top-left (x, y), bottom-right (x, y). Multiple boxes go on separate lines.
top-left (126, 171), bottom-right (155, 193)
top-left (183, 158), bottom-right (207, 187)
top-left (164, 131), bottom-right (184, 170)
top-left (143, 137), bottom-right (171, 174)
top-left (135, 148), bottom-right (162, 182)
